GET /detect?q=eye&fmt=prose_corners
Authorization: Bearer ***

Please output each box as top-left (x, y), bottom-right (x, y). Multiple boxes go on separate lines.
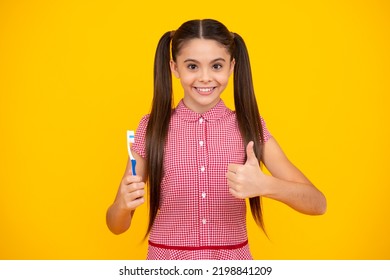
top-left (187, 64), bottom-right (198, 70)
top-left (212, 64), bottom-right (223, 70)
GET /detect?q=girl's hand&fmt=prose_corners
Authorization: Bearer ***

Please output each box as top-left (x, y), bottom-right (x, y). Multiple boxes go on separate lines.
top-left (116, 171), bottom-right (145, 212)
top-left (106, 153), bottom-right (147, 235)
top-left (226, 141), bottom-right (268, 199)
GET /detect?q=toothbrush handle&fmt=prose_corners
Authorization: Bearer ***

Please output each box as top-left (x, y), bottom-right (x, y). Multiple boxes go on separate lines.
top-left (131, 159), bottom-right (137, 176)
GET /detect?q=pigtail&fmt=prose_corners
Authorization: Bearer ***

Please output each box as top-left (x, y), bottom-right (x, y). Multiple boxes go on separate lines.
top-left (232, 32), bottom-right (267, 234)
top-left (145, 31), bottom-right (174, 237)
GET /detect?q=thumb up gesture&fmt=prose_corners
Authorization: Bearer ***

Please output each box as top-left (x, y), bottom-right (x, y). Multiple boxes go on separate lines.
top-left (226, 141), bottom-right (268, 199)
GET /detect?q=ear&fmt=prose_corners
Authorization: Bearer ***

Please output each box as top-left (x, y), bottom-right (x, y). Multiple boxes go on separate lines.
top-left (229, 58), bottom-right (235, 75)
top-left (170, 60), bottom-right (180, 78)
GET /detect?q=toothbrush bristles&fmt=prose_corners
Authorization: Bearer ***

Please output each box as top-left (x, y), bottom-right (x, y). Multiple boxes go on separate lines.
top-left (128, 130), bottom-right (135, 143)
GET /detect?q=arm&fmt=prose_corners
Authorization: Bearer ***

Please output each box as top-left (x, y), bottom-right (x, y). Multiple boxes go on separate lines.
top-left (106, 151), bottom-right (147, 234)
top-left (226, 138), bottom-right (327, 215)
top-left (261, 137), bottom-right (326, 215)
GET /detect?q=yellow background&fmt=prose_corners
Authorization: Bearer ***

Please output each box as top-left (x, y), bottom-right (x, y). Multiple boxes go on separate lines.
top-left (1, 0), bottom-right (389, 259)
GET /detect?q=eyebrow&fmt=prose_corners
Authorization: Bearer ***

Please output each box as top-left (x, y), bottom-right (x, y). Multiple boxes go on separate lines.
top-left (183, 58), bottom-right (226, 63)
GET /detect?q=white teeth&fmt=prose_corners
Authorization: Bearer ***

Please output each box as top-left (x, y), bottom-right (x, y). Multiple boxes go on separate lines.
top-left (196, 87), bottom-right (214, 92)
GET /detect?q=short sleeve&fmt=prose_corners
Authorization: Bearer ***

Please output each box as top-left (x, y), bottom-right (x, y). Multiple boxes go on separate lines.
top-left (131, 114), bottom-right (150, 159)
top-left (260, 116), bottom-right (272, 143)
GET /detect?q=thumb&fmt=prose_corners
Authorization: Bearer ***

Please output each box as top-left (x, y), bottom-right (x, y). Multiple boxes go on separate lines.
top-left (245, 141), bottom-right (259, 166)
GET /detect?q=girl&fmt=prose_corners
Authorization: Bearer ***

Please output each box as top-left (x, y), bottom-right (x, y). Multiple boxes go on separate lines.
top-left (106, 19), bottom-right (327, 260)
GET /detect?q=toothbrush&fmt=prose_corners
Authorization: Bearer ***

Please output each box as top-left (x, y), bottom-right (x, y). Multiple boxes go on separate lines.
top-left (127, 130), bottom-right (136, 175)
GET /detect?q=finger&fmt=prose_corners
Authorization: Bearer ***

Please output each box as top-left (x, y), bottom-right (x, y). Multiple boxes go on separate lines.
top-left (227, 163), bottom-right (241, 174)
top-left (245, 141), bottom-right (259, 166)
top-left (126, 196), bottom-right (145, 210)
top-left (123, 175), bottom-right (142, 185)
top-left (226, 171), bottom-right (238, 185)
top-left (228, 187), bottom-right (245, 200)
top-left (125, 188), bottom-right (145, 201)
top-left (123, 182), bottom-right (145, 193)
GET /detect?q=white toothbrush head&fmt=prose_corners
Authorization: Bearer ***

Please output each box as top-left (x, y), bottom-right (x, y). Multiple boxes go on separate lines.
top-left (127, 130), bottom-right (135, 160)
top-left (127, 130), bottom-right (135, 143)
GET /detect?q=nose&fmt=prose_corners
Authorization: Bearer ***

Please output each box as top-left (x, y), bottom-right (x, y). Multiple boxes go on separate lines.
top-left (198, 69), bottom-right (212, 83)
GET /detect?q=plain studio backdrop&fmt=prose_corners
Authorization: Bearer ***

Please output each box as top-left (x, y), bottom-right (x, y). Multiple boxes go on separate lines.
top-left (0, 0), bottom-right (389, 259)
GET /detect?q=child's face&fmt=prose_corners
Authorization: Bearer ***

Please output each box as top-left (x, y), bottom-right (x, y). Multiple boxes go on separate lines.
top-left (170, 38), bottom-right (235, 113)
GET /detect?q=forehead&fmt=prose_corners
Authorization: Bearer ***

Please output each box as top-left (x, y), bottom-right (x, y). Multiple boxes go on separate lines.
top-left (176, 38), bottom-right (231, 61)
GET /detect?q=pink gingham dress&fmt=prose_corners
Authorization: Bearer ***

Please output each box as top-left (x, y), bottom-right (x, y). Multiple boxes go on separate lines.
top-left (132, 99), bottom-right (271, 260)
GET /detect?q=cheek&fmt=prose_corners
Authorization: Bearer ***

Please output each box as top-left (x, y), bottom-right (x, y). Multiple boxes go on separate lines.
top-left (179, 74), bottom-right (196, 86)
top-left (180, 79), bottom-right (190, 90)
top-left (216, 73), bottom-right (231, 85)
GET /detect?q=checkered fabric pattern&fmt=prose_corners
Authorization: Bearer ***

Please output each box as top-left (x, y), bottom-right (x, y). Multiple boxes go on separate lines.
top-left (132, 99), bottom-right (271, 260)
top-left (147, 242), bottom-right (252, 260)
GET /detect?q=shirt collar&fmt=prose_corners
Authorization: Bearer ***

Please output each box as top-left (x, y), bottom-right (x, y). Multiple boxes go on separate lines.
top-left (174, 99), bottom-right (231, 123)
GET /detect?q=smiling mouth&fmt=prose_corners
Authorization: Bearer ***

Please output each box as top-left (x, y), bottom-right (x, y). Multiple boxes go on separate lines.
top-left (194, 87), bottom-right (216, 95)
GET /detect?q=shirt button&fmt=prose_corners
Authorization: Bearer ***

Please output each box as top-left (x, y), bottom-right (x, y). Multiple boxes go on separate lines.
top-left (202, 219), bottom-right (207, 225)
top-left (199, 118), bottom-right (204, 124)
top-left (199, 140), bottom-right (204, 147)
top-left (200, 166), bottom-right (205, 172)
top-left (201, 192), bottom-right (206, 198)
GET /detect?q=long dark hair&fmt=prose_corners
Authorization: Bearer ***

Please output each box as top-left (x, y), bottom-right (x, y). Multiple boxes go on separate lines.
top-left (145, 19), bottom-right (266, 237)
